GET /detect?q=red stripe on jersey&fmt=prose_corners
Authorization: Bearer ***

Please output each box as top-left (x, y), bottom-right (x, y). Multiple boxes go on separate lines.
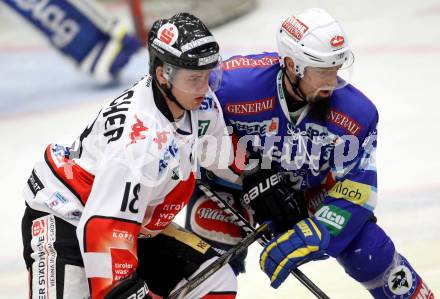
top-left (84, 216), bottom-right (140, 298)
top-left (143, 172), bottom-right (196, 231)
top-left (202, 292), bottom-right (237, 299)
top-left (44, 145), bottom-right (94, 205)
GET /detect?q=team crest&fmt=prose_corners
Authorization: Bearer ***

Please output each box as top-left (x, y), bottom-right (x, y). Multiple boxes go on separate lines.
top-left (384, 264), bottom-right (417, 298)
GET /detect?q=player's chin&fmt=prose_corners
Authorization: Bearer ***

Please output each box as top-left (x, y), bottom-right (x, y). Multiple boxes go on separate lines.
top-left (191, 96), bottom-right (204, 108)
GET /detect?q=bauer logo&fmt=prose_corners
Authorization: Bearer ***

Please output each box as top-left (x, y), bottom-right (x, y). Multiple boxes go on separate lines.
top-left (158, 23), bottom-right (178, 45)
top-left (281, 16), bottom-right (309, 41)
top-left (315, 205), bottom-right (351, 236)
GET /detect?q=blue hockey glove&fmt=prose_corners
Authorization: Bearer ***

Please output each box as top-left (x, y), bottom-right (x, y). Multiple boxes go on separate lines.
top-left (259, 218), bottom-right (330, 288)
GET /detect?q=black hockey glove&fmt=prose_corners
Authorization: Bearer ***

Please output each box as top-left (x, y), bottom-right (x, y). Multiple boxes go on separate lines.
top-left (105, 276), bottom-right (151, 299)
top-left (241, 170), bottom-right (308, 235)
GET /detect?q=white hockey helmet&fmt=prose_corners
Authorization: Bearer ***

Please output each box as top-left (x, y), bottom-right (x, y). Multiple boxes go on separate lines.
top-left (277, 8), bottom-right (354, 82)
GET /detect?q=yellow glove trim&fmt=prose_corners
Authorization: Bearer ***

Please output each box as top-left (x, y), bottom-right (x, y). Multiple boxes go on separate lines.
top-left (270, 245), bottom-right (319, 284)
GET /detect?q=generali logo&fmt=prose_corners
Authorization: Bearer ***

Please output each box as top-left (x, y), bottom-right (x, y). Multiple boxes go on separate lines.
top-left (223, 56), bottom-right (279, 71)
top-left (282, 16), bottom-right (309, 41)
top-left (225, 97), bottom-right (275, 115)
top-left (330, 36), bottom-right (345, 47)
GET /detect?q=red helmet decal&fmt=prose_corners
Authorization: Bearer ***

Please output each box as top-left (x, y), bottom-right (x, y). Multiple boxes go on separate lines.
top-left (330, 36), bottom-right (345, 47)
top-left (158, 23), bottom-right (178, 45)
top-left (282, 16), bottom-right (309, 41)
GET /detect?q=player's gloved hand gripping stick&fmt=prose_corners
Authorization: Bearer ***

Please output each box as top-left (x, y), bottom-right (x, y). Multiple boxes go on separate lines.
top-left (197, 181), bottom-right (330, 299)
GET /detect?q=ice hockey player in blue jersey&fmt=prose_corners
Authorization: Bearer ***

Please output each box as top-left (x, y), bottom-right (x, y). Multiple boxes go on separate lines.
top-left (186, 8), bottom-right (434, 298)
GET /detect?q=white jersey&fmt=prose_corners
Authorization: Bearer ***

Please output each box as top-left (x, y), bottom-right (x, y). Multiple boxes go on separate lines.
top-left (23, 75), bottom-right (238, 297)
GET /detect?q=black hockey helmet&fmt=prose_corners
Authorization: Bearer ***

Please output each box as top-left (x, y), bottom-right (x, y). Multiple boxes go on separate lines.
top-left (148, 12), bottom-right (220, 75)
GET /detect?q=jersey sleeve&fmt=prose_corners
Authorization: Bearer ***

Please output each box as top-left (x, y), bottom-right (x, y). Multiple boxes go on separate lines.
top-left (314, 112), bottom-right (379, 257)
top-left (76, 136), bottom-right (157, 298)
top-left (197, 94), bottom-right (241, 184)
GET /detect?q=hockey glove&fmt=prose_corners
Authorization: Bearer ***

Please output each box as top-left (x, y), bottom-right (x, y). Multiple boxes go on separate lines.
top-left (241, 170), bottom-right (308, 235)
top-left (105, 276), bottom-right (151, 299)
top-left (260, 218), bottom-right (330, 289)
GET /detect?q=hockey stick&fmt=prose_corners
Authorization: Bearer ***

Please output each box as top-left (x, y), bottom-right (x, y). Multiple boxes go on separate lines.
top-left (197, 181), bottom-right (330, 299)
top-left (167, 223), bottom-right (270, 299)
top-left (129, 0), bottom-right (148, 46)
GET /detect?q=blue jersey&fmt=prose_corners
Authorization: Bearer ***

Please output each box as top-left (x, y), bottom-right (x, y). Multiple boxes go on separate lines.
top-left (216, 53), bottom-right (379, 256)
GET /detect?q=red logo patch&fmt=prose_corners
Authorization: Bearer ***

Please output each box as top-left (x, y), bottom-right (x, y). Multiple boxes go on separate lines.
top-left (330, 36), bottom-right (345, 47)
top-left (153, 130), bottom-right (170, 150)
top-left (127, 114), bottom-right (148, 146)
top-left (225, 97), bottom-right (275, 115)
top-left (281, 16), bottom-right (309, 41)
top-left (110, 248), bottom-right (137, 282)
top-left (194, 197), bottom-right (242, 239)
top-left (158, 24), bottom-right (177, 45)
top-left (32, 219), bottom-right (45, 237)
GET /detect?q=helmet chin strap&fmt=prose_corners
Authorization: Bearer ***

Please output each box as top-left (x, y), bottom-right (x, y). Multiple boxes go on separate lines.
top-left (159, 82), bottom-right (186, 111)
top-left (283, 67), bottom-right (307, 102)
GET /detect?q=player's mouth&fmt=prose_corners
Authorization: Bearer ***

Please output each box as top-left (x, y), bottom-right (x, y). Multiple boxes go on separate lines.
top-left (194, 96), bottom-right (204, 104)
top-left (318, 89), bottom-right (332, 98)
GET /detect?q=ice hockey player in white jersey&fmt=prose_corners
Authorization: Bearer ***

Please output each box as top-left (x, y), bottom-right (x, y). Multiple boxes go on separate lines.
top-left (21, 12), bottom-right (240, 299)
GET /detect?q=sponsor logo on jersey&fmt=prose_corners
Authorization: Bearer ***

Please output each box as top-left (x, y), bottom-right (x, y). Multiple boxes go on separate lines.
top-left (229, 117), bottom-right (279, 136)
top-left (198, 120), bottom-right (211, 136)
top-left (315, 205), bottom-right (351, 236)
top-left (158, 139), bottom-right (179, 172)
top-left (127, 114), bottom-right (148, 146)
top-left (110, 248), bottom-right (137, 282)
top-left (330, 36), bottom-right (345, 47)
top-left (190, 193), bottom-right (245, 245)
top-left (223, 56), bottom-right (279, 70)
top-left (27, 169), bottom-right (45, 196)
top-left (225, 97), bottom-right (275, 115)
top-left (158, 23), bottom-right (178, 45)
top-left (153, 130), bottom-right (170, 150)
top-left (143, 174), bottom-right (195, 232)
top-left (45, 191), bottom-right (68, 209)
top-left (327, 179), bottom-right (371, 205)
top-left (199, 96), bottom-right (216, 111)
top-left (31, 215), bottom-right (57, 299)
top-left (50, 143), bottom-right (70, 168)
top-left (171, 166), bottom-right (180, 180)
top-left (384, 263), bottom-right (417, 298)
top-left (327, 109), bottom-right (362, 136)
top-left (112, 228), bottom-right (134, 243)
top-left (281, 16), bottom-right (309, 41)
top-left (12, 0), bottom-right (80, 48)
top-left (413, 280), bottom-right (434, 299)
